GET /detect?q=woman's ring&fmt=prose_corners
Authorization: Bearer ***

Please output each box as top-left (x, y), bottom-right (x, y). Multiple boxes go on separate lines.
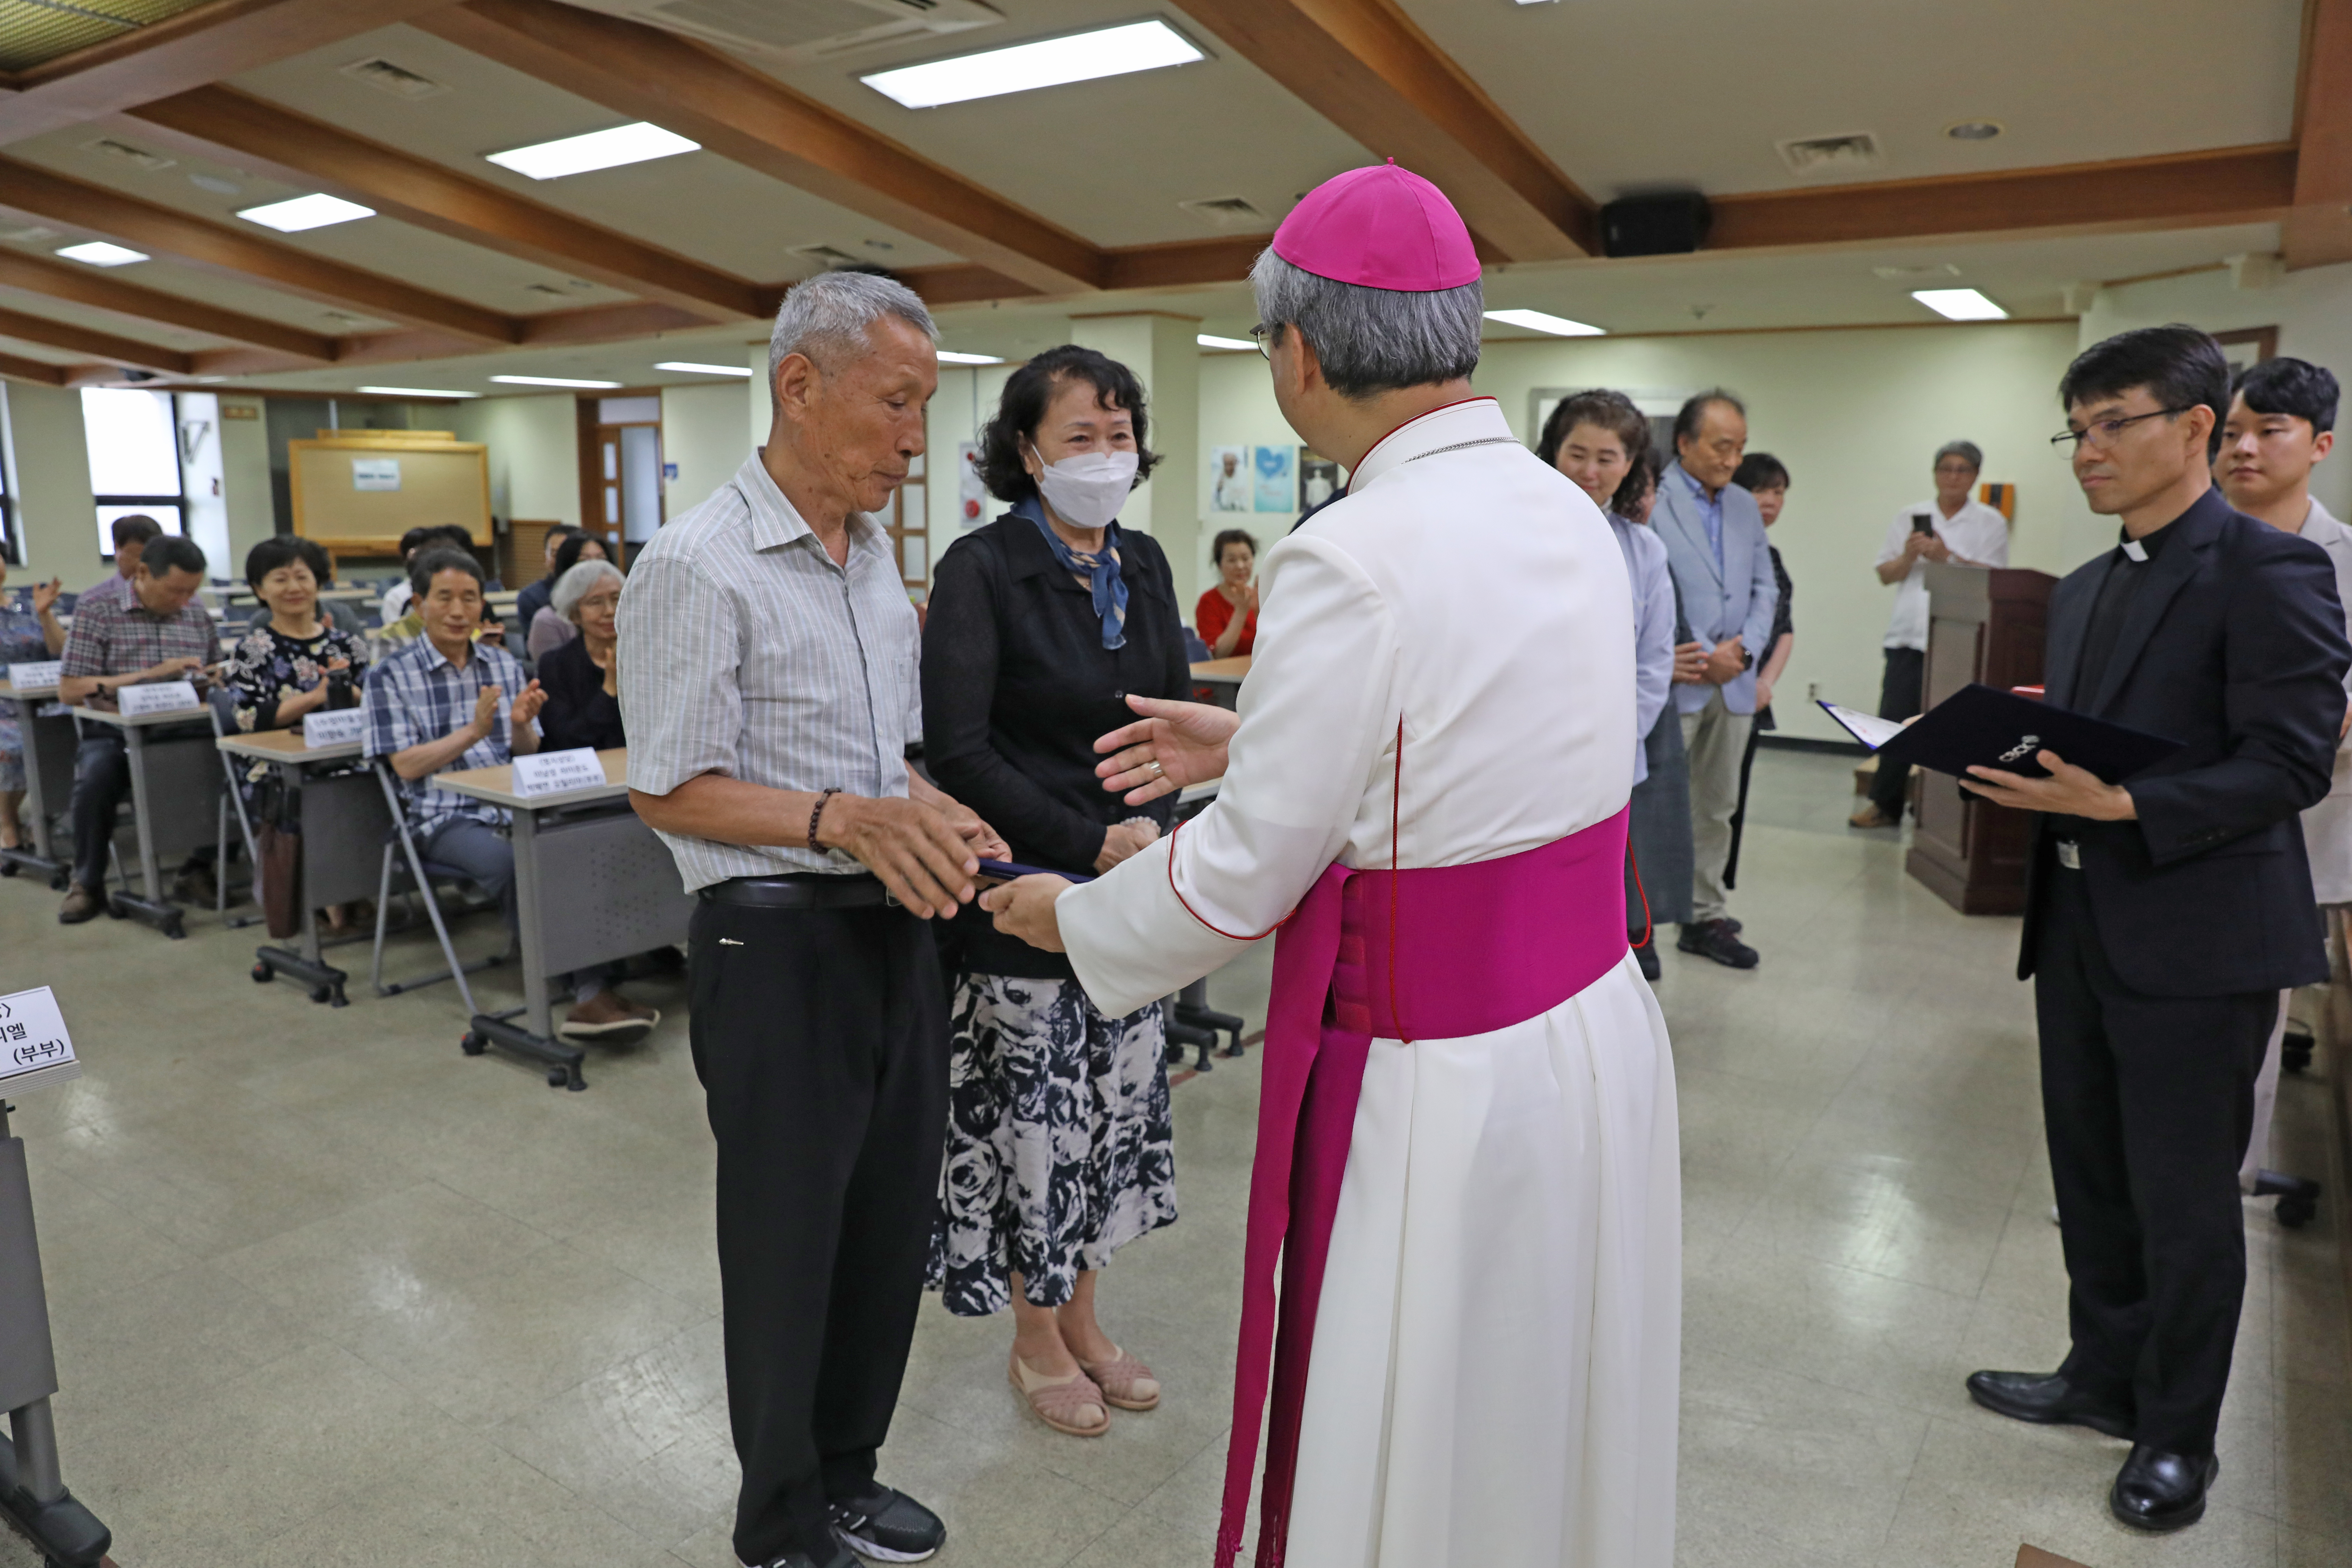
top-left (1146, 760), bottom-right (1164, 778)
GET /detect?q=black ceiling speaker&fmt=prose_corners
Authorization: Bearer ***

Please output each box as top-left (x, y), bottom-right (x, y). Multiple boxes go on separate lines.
top-left (1601, 194), bottom-right (1712, 257)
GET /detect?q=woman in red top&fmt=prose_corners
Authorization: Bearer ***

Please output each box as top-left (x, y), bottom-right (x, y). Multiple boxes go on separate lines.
top-left (1194, 527), bottom-right (1260, 657)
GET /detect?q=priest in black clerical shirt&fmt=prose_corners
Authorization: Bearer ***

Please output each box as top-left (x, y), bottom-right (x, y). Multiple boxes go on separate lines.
top-left (1956, 326), bottom-right (2349, 1533)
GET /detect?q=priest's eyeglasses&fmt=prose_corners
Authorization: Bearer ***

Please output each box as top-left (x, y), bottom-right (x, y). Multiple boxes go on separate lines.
top-left (1249, 323), bottom-right (1276, 360)
top-left (2049, 407), bottom-right (2191, 451)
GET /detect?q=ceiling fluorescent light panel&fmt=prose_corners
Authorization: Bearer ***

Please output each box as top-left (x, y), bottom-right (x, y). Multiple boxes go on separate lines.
top-left (486, 123), bottom-right (699, 180)
top-left (936, 351), bottom-right (1005, 365)
top-left (1484, 309), bottom-right (1605, 337)
top-left (1912, 288), bottom-right (2007, 321)
top-left (654, 361), bottom-right (754, 376)
top-left (238, 193), bottom-right (376, 232)
top-left (1197, 334), bottom-right (1256, 351)
top-left (57, 241), bottom-right (147, 266)
top-left (490, 374), bottom-right (623, 388)
top-left (861, 20), bottom-right (1204, 109)
top-left (357, 386), bottom-right (479, 398)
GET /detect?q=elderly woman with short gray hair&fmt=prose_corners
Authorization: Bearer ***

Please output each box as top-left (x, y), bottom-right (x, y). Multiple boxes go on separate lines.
top-left (535, 558), bottom-right (625, 752)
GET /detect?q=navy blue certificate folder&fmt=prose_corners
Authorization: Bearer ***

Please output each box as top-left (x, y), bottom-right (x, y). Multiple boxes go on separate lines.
top-left (976, 859), bottom-right (1096, 886)
top-left (1819, 682), bottom-right (2183, 783)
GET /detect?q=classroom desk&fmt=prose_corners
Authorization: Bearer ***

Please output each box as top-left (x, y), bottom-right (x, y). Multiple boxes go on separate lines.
top-left (1190, 656), bottom-right (1250, 710)
top-left (0, 680), bottom-right (72, 887)
top-left (215, 727), bottom-right (387, 1006)
top-left (69, 702), bottom-right (222, 939)
top-left (433, 748), bottom-right (692, 1090)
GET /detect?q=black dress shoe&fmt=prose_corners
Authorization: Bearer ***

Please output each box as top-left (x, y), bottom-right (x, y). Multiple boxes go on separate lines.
top-left (1677, 918), bottom-right (1759, 969)
top-left (1964, 1369), bottom-right (2135, 1438)
top-left (1632, 940), bottom-right (1662, 981)
top-left (2110, 1444), bottom-right (2218, 1531)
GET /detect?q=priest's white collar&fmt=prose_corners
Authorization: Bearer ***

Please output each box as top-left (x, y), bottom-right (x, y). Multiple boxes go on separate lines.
top-left (1347, 397), bottom-right (1511, 493)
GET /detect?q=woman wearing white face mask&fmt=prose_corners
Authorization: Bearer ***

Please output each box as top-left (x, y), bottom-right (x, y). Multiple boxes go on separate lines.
top-left (920, 345), bottom-right (1188, 1437)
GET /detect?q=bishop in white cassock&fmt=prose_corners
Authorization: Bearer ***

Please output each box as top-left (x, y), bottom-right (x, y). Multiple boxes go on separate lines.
top-left (982, 163), bottom-right (1680, 1568)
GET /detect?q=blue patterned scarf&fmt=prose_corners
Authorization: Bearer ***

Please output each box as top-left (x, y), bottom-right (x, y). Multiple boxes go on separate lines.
top-left (1017, 498), bottom-right (1127, 650)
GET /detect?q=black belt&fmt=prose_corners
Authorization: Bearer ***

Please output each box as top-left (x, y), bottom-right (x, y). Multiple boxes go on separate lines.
top-left (700, 873), bottom-right (893, 909)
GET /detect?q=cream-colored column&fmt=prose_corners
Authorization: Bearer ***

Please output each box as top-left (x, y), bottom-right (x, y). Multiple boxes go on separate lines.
top-left (747, 336), bottom-right (770, 454)
top-left (1067, 313), bottom-right (1202, 609)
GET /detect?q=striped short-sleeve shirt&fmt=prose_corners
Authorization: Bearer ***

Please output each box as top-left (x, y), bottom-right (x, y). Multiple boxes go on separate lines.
top-left (619, 453), bottom-right (921, 892)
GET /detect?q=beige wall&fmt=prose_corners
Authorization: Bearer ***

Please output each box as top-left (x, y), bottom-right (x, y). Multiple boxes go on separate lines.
top-left (661, 380), bottom-right (751, 518)
top-left (2, 383), bottom-right (99, 590)
top-left (450, 393), bottom-right (581, 530)
top-left (219, 397), bottom-right (275, 575)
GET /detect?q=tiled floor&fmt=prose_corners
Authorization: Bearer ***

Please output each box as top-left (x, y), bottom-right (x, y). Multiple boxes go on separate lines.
top-left (2, 749), bottom-right (2347, 1568)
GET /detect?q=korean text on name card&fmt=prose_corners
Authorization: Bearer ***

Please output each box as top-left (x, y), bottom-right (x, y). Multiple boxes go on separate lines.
top-left (0, 987), bottom-right (81, 1096)
top-left (118, 680), bottom-right (204, 717)
top-left (6, 661), bottom-right (62, 692)
top-left (512, 748), bottom-right (607, 798)
top-left (300, 707), bottom-right (368, 748)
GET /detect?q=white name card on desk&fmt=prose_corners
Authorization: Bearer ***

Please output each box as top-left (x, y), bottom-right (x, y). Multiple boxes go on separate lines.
top-left (0, 986), bottom-right (80, 1095)
top-left (301, 707), bottom-right (367, 748)
top-left (512, 747), bottom-right (605, 798)
top-left (117, 680), bottom-right (203, 717)
top-left (7, 660), bottom-right (61, 691)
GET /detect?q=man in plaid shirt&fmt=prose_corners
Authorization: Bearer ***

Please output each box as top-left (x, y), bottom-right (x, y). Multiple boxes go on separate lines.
top-left (364, 545), bottom-right (656, 1037)
top-left (56, 534), bottom-right (223, 923)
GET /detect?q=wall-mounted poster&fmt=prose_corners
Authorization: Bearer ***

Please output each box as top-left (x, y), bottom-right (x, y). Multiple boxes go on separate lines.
top-left (1253, 445), bottom-right (1295, 512)
top-left (958, 442), bottom-right (988, 529)
top-left (1209, 446), bottom-right (1250, 512)
top-left (1299, 450), bottom-right (1341, 511)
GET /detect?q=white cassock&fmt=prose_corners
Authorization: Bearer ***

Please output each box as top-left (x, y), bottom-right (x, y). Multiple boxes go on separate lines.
top-left (1060, 398), bottom-right (1681, 1568)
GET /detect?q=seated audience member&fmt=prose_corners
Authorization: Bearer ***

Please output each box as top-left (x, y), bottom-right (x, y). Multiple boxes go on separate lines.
top-left (1194, 528), bottom-right (1259, 657)
top-left (536, 558), bottom-right (625, 751)
top-left (55, 535), bottom-right (223, 923)
top-left (526, 532), bottom-right (611, 659)
top-left (378, 526), bottom-right (442, 624)
top-left (511, 524), bottom-right (582, 639)
top-left (225, 536), bottom-right (366, 733)
top-left (2215, 356), bottom-right (2350, 1203)
top-left (364, 547), bottom-right (656, 1040)
top-left (382, 527), bottom-right (500, 645)
top-left (81, 514), bottom-right (163, 610)
top-left (1723, 453), bottom-right (1795, 889)
top-left (0, 555), bottom-right (67, 853)
top-left (1852, 439), bottom-right (2009, 827)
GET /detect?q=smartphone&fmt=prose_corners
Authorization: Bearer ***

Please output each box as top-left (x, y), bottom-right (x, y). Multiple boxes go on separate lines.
top-left (1910, 511), bottom-right (1935, 534)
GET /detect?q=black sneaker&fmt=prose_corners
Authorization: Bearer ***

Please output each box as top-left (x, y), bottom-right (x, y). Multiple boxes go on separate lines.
top-left (830, 1486), bottom-right (945, 1563)
top-left (741, 1552), bottom-right (857, 1568)
top-left (1631, 940), bottom-right (1662, 981)
top-left (1678, 918), bottom-right (1759, 969)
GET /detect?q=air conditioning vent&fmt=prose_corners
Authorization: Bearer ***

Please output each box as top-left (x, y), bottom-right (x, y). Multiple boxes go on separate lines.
top-left (340, 57), bottom-right (450, 99)
top-left (790, 243), bottom-right (865, 269)
top-left (1178, 196), bottom-right (1269, 231)
top-left (561, 0), bottom-right (1002, 66)
top-left (84, 138), bottom-right (174, 173)
top-left (1776, 132), bottom-right (1882, 177)
top-left (1870, 262), bottom-right (1961, 281)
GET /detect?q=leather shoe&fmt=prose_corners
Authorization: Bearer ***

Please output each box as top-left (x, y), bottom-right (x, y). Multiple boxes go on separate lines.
top-left (1677, 918), bottom-right (1759, 969)
top-left (2110, 1444), bottom-right (2218, 1531)
top-left (1965, 1368), bottom-right (2134, 1439)
top-left (1632, 941), bottom-right (1662, 981)
top-left (57, 883), bottom-right (105, 924)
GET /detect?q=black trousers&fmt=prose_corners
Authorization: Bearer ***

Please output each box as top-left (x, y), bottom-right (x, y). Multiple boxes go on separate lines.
top-left (1868, 647), bottom-right (1925, 817)
top-left (2033, 867), bottom-right (2274, 1456)
top-left (688, 895), bottom-right (949, 1565)
top-left (68, 732), bottom-right (131, 891)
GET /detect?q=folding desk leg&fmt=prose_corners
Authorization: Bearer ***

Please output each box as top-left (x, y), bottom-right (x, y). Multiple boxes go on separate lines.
top-left (0, 1108), bottom-right (111, 1567)
top-left (461, 809), bottom-right (588, 1092)
top-left (110, 727), bottom-right (183, 940)
top-left (252, 766), bottom-right (350, 1007)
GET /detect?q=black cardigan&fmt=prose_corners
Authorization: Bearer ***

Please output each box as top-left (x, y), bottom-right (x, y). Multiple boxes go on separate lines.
top-left (537, 634), bottom-right (625, 752)
top-left (923, 510), bottom-right (1189, 979)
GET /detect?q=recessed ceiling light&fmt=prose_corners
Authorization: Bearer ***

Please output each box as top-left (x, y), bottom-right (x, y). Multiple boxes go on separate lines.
top-left (56, 241), bottom-right (147, 267)
top-left (490, 374), bottom-right (623, 388)
top-left (189, 174), bottom-right (241, 196)
top-left (937, 351), bottom-right (1005, 365)
top-left (238, 193), bottom-right (376, 232)
top-left (654, 361), bottom-right (753, 377)
top-left (357, 385), bottom-right (481, 398)
top-left (860, 20), bottom-right (1205, 110)
top-left (1911, 287), bottom-right (2008, 321)
top-left (1945, 120), bottom-right (2004, 141)
top-left (1483, 309), bottom-right (1605, 337)
top-left (341, 57), bottom-right (448, 100)
top-left (1197, 334), bottom-right (1256, 351)
top-left (485, 122), bottom-right (699, 180)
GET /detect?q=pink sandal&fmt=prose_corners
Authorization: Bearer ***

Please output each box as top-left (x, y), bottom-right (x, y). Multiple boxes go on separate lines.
top-left (1009, 1351), bottom-right (1109, 1436)
top-left (1076, 1345), bottom-right (1160, 1411)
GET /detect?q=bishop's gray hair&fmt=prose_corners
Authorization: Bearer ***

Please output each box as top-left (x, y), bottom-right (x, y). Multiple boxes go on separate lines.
top-left (1248, 248), bottom-right (1483, 399)
top-left (768, 270), bottom-right (938, 385)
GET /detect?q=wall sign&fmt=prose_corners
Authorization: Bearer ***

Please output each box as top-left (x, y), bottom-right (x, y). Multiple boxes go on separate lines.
top-left (352, 457), bottom-right (402, 491)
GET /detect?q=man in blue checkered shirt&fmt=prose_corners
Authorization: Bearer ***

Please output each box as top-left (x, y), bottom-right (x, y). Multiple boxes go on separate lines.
top-left (364, 545), bottom-right (655, 1037)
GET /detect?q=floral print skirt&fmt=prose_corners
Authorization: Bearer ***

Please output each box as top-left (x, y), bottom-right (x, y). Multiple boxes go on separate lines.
top-left (929, 973), bottom-right (1177, 1317)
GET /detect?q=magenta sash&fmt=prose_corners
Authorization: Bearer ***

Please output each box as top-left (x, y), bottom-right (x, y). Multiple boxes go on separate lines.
top-left (1215, 808), bottom-right (1631, 1568)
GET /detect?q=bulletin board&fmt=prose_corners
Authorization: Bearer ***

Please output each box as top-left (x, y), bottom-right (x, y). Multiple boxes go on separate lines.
top-left (288, 430), bottom-right (491, 558)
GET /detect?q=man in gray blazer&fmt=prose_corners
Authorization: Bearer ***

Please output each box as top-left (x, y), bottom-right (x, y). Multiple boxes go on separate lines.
top-left (1653, 390), bottom-right (1777, 967)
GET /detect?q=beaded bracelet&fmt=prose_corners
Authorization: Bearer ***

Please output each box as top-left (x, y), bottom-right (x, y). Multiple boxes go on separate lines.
top-left (808, 787), bottom-right (842, 852)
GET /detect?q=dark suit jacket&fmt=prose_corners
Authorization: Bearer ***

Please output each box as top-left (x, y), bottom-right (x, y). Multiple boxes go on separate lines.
top-left (2017, 486), bottom-right (2350, 996)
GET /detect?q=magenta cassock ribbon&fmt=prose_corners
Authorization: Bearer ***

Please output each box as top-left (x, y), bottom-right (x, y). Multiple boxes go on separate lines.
top-left (1215, 808), bottom-right (1632, 1568)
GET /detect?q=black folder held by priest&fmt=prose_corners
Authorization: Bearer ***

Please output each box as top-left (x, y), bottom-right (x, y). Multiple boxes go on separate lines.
top-left (1820, 682), bottom-right (2182, 784)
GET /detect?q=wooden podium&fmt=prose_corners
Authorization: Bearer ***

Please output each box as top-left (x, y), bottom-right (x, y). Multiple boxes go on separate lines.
top-left (1905, 562), bottom-right (2058, 914)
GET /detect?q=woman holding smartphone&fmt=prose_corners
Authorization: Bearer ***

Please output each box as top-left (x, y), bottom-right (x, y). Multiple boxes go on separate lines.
top-left (920, 345), bottom-right (1189, 1438)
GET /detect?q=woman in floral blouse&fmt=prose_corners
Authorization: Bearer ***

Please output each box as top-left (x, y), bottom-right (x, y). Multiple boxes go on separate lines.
top-left (225, 536), bottom-right (365, 733)
top-left (0, 554), bottom-right (67, 853)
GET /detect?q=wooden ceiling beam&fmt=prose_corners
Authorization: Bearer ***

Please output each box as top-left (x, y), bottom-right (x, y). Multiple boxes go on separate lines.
top-left (181, 296), bottom-right (720, 377)
top-left (1707, 144), bottom-right (2298, 252)
top-left (0, 156), bottom-right (519, 342)
top-left (0, 304), bottom-right (191, 373)
top-left (1172, 0), bottom-right (1597, 261)
top-left (127, 86), bottom-right (771, 322)
top-left (415, 0), bottom-right (1108, 294)
top-left (0, 0), bottom-right (461, 145)
top-left (0, 349), bottom-right (66, 386)
top-left (0, 246), bottom-right (334, 359)
top-left (2286, 0), bottom-right (2352, 269)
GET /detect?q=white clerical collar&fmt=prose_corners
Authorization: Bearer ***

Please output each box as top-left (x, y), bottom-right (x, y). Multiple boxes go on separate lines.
top-left (1347, 398), bottom-right (1511, 493)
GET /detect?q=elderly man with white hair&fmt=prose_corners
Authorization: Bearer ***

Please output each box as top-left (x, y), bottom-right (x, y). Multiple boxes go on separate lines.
top-left (621, 270), bottom-right (1006, 1568)
top-left (983, 164), bottom-right (1681, 1568)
